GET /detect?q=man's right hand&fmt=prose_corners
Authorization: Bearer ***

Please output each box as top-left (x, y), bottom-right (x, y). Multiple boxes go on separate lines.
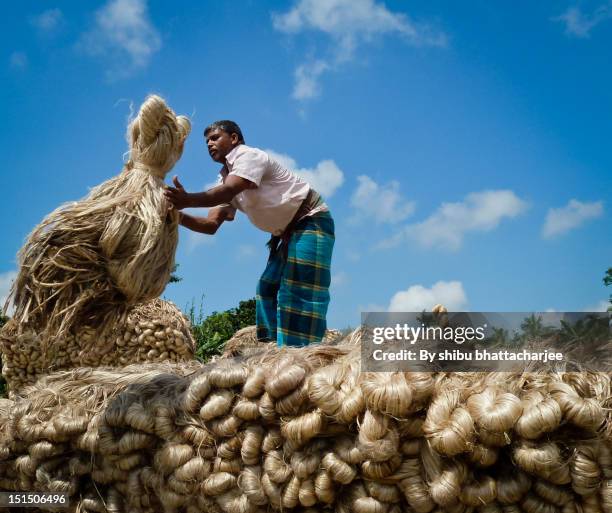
top-left (164, 176), bottom-right (192, 210)
top-left (217, 204), bottom-right (236, 221)
top-left (209, 205), bottom-right (235, 223)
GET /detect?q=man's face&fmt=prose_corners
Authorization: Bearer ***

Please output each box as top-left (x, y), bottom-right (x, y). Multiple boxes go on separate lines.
top-left (205, 128), bottom-right (239, 163)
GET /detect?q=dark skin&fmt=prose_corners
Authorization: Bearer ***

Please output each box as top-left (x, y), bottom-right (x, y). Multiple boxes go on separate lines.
top-left (178, 207), bottom-right (230, 235)
top-left (165, 128), bottom-right (257, 233)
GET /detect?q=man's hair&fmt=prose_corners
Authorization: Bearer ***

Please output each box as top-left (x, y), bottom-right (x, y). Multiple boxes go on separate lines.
top-left (204, 120), bottom-right (245, 143)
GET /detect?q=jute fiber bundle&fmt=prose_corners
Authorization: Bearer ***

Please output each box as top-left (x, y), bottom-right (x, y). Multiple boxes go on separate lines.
top-left (4, 94), bottom-right (191, 346)
top-left (0, 298), bottom-right (195, 395)
top-left (221, 326), bottom-right (344, 358)
top-left (0, 330), bottom-right (611, 512)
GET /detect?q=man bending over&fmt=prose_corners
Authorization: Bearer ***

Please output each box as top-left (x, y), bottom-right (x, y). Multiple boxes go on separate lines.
top-left (165, 121), bottom-right (335, 347)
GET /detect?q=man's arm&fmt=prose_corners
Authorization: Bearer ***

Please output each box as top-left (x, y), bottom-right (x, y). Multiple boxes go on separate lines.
top-left (165, 175), bottom-right (255, 210)
top-left (179, 206), bottom-right (235, 234)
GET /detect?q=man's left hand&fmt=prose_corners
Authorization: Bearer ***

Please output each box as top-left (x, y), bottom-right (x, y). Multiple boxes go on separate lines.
top-left (164, 176), bottom-right (192, 210)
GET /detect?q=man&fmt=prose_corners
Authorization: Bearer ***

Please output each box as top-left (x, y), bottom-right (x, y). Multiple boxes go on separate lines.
top-left (164, 120), bottom-right (335, 347)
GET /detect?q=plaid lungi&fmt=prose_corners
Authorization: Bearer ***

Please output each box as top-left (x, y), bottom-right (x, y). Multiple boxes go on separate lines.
top-left (256, 211), bottom-right (335, 347)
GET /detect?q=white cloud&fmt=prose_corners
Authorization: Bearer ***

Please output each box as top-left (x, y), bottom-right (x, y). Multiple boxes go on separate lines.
top-left (9, 52), bottom-right (28, 70)
top-left (236, 245), bottom-right (258, 260)
top-left (265, 150), bottom-right (297, 171)
top-left (272, 0), bottom-right (446, 100)
top-left (346, 250), bottom-right (361, 262)
top-left (30, 8), bottom-right (64, 33)
top-left (79, 0), bottom-right (161, 79)
top-left (554, 3), bottom-right (612, 37)
top-left (542, 199), bottom-right (603, 239)
top-left (546, 301), bottom-right (610, 312)
top-left (350, 175), bottom-right (415, 224)
top-left (265, 149), bottom-right (344, 198)
top-left (296, 161), bottom-right (344, 198)
top-left (388, 280), bottom-right (468, 312)
top-left (293, 60), bottom-right (330, 100)
top-left (0, 271), bottom-right (17, 315)
top-left (273, 0), bottom-right (446, 50)
top-left (184, 230), bottom-right (215, 253)
top-left (180, 207), bottom-right (215, 253)
top-left (379, 190), bottom-right (527, 251)
top-left (582, 299), bottom-right (610, 312)
top-left (331, 271), bottom-right (349, 289)
top-left (359, 302), bottom-right (387, 313)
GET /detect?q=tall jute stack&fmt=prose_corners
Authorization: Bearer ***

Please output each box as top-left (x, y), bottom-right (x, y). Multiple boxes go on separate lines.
top-left (0, 95), bottom-right (193, 395)
top-left (0, 331), bottom-right (610, 512)
top-left (5, 95), bottom-right (191, 344)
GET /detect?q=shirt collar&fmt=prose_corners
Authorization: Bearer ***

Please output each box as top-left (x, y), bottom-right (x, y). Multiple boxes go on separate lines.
top-left (225, 144), bottom-right (245, 167)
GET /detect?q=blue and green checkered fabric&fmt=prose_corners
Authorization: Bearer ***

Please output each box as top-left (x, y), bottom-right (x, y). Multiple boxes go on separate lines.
top-left (256, 211), bottom-right (335, 347)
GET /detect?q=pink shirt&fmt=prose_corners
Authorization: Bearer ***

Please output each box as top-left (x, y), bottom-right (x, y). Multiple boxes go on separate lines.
top-left (219, 145), bottom-right (318, 235)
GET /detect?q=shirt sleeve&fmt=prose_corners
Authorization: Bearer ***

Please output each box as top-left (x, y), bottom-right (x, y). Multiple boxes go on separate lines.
top-left (228, 149), bottom-right (268, 187)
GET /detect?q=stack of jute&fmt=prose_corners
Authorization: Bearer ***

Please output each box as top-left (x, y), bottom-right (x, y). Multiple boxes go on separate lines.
top-left (221, 326), bottom-right (344, 358)
top-left (0, 330), bottom-right (611, 513)
top-left (0, 298), bottom-right (195, 394)
top-left (0, 95), bottom-right (192, 394)
top-left (3, 95), bottom-right (190, 346)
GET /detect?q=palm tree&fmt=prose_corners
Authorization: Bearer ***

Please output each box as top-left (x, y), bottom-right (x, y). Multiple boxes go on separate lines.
top-left (520, 314), bottom-right (547, 341)
top-left (490, 327), bottom-right (509, 346)
top-left (558, 314), bottom-right (608, 344)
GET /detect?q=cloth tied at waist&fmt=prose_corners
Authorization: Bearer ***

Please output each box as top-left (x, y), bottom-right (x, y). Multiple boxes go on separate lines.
top-left (266, 189), bottom-right (324, 258)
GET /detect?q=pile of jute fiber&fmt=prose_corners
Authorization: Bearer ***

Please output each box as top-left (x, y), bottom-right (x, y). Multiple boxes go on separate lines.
top-left (221, 326), bottom-right (344, 358)
top-left (0, 298), bottom-right (195, 394)
top-left (4, 94), bottom-right (191, 346)
top-left (1, 330), bottom-right (611, 513)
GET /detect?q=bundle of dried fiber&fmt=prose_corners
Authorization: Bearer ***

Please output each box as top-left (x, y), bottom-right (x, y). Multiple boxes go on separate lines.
top-left (5, 94), bottom-right (190, 346)
top-left (221, 326), bottom-right (272, 358)
top-left (0, 323), bottom-right (43, 396)
top-left (0, 298), bottom-right (195, 395)
top-left (0, 333), bottom-right (611, 513)
top-left (0, 363), bottom-right (202, 506)
top-left (321, 328), bottom-right (344, 345)
top-left (221, 325), bottom-right (346, 358)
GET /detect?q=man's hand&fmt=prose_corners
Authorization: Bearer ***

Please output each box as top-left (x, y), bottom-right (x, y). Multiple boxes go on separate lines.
top-left (166, 174), bottom-right (254, 209)
top-left (164, 176), bottom-right (192, 210)
top-left (217, 204), bottom-right (236, 221)
top-left (208, 206), bottom-right (235, 224)
top-left (178, 207), bottom-right (234, 235)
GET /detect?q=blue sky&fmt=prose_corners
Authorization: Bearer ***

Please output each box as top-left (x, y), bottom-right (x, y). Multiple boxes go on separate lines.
top-left (1, 0), bottom-right (610, 328)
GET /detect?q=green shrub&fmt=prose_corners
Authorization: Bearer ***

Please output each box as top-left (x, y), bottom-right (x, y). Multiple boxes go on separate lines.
top-left (188, 297), bottom-right (256, 362)
top-left (168, 263), bottom-right (182, 284)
